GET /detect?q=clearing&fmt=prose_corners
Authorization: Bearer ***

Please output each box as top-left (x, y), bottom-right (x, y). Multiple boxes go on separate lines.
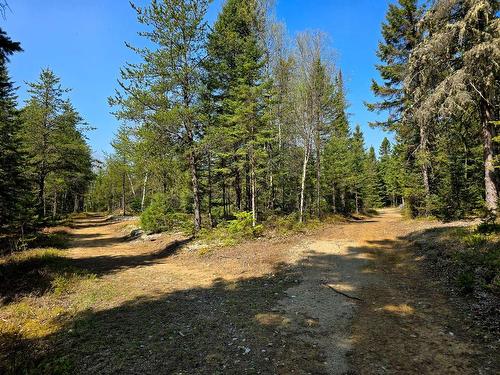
top-left (0, 209), bottom-right (498, 374)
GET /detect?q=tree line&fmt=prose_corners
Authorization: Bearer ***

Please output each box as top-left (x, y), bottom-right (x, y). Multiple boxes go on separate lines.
top-left (1, 0), bottom-right (498, 237)
top-left (90, 0), bottom-right (499, 230)
top-left (0, 29), bottom-right (92, 233)
top-left (87, 0), bottom-right (399, 232)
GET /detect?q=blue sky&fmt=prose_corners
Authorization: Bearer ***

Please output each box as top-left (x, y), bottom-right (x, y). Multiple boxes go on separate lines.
top-left (3, 0), bottom-right (394, 159)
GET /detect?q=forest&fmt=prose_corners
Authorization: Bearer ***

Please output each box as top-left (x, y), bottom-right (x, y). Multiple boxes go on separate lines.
top-left (0, 1), bottom-right (499, 374)
top-left (1, 0), bottom-right (498, 236)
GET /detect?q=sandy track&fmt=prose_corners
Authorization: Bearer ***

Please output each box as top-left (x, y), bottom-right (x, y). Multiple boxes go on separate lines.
top-left (60, 210), bottom-right (496, 374)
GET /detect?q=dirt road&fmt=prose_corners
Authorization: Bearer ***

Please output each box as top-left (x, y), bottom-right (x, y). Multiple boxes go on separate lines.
top-left (53, 209), bottom-right (496, 374)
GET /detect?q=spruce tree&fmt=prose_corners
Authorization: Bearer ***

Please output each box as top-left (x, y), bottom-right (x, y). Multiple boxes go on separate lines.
top-left (323, 71), bottom-right (351, 214)
top-left (204, 0), bottom-right (270, 226)
top-left (406, 0), bottom-right (499, 214)
top-left (21, 69), bottom-right (69, 217)
top-left (363, 146), bottom-right (383, 209)
top-left (0, 29), bottom-right (27, 228)
top-left (367, 0), bottom-right (430, 208)
top-left (348, 125), bottom-right (366, 214)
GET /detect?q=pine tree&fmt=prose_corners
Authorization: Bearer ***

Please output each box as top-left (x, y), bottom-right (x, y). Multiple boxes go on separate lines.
top-left (110, 0), bottom-right (211, 231)
top-left (349, 125), bottom-right (366, 214)
top-left (0, 28), bottom-right (27, 228)
top-left (21, 69), bottom-right (69, 217)
top-left (323, 71), bottom-right (351, 214)
top-left (367, 0), bottom-right (423, 132)
top-left (363, 147), bottom-right (383, 209)
top-left (204, 0), bottom-right (270, 226)
top-left (367, 0), bottom-right (430, 207)
top-left (406, 0), bottom-right (499, 214)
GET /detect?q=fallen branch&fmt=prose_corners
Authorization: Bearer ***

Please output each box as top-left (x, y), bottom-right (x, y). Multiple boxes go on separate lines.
top-left (322, 283), bottom-right (364, 302)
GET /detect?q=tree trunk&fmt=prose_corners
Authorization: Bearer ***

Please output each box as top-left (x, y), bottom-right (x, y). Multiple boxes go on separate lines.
top-left (299, 145), bottom-right (310, 223)
top-left (141, 173), bottom-right (148, 211)
top-left (481, 103), bottom-right (498, 214)
top-left (122, 171), bottom-right (126, 216)
top-left (52, 191), bottom-right (57, 218)
top-left (208, 153), bottom-right (214, 228)
top-left (234, 167), bottom-right (242, 211)
top-left (269, 156), bottom-right (275, 210)
top-left (251, 162), bottom-right (257, 227)
top-left (316, 137), bottom-right (321, 219)
top-left (222, 173), bottom-right (227, 218)
top-left (420, 124), bottom-right (431, 199)
top-left (332, 183), bottom-right (336, 214)
top-left (245, 160), bottom-right (251, 211)
top-left (38, 173), bottom-right (46, 217)
top-left (340, 189), bottom-right (346, 213)
top-left (188, 150), bottom-right (201, 231)
top-left (355, 192), bottom-right (359, 214)
top-left (127, 172), bottom-right (136, 197)
top-left (73, 193), bottom-right (79, 213)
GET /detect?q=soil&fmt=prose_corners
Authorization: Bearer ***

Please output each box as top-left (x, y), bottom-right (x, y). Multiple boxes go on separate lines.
top-left (8, 209), bottom-right (499, 374)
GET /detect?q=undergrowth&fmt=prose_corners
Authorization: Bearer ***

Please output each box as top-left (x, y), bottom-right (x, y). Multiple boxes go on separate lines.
top-left (0, 248), bottom-right (104, 374)
top-left (417, 223), bottom-right (499, 296)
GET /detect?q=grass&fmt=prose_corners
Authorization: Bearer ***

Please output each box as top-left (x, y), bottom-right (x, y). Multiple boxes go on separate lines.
top-left (452, 226), bottom-right (500, 294)
top-left (415, 222), bottom-right (499, 295)
top-left (0, 247), bottom-right (111, 374)
top-left (193, 212), bottom-right (346, 255)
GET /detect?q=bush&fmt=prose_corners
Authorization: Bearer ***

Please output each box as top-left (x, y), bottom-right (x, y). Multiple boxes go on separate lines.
top-left (140, 194), bottom-right (194, 234)
top-left (197, 212), bottom-right (263, 247)
top-left (226, 212), bottom-right (263, 238)
top-left (452, 229), bottom-right (500, 294)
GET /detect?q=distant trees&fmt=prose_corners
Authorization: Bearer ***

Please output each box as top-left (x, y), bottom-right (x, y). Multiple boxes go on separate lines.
top-left (87, 0), bottom-right (499, 232)
top-left (21, 69), bottom-right (92, 219)
top-left (94, 0), bottom-right (390, 232)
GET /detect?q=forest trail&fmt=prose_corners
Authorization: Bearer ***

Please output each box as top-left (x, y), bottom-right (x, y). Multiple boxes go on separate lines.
top-left (57, 210), bottom-right (496, 374)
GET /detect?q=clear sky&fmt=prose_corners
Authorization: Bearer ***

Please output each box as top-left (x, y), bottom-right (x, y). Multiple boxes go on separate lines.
top-left (3, 0), bottom-right (395, 159)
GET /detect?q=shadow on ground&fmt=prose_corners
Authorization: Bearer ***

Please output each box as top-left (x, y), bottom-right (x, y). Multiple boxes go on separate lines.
top-left (0, 238), bottom-right (191, 304)
top-left (0, 224), bottom-right (498, 374)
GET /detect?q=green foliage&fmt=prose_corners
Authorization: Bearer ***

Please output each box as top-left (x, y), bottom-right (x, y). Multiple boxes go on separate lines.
top-left (27, 231), bottom-right (69, 249)
top-left (226, 211), bottom-right (264, 238)
top-left (453, 229), bottom-right (500, 294)
top-left (476, 221), bottom-right (500, 235)
top-left (197, 211), bottom-right (263, 247)
top-left (18, 69), bottom-right (92, 221)
top-left (0, 29), bottom-right (31, 230)
top-left (140, 194), bottom-right (194, 234)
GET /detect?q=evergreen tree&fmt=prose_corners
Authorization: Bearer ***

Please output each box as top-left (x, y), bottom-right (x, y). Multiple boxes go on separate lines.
top-left (406, 0), bottom-right (499, 214)
top-left (363, 146), bottom-right (383, 209)
top-left (367, 0), bottom-right (430, 209)
top-left (366, 0), bottom-right (423, 131)
top-left (21, 69), bottom-right (69, 217)
top-left (110, 0), bottom-right (211, 231)
top-left (204, 0), bottom-right (270, 226)
top-left (323, 71), bottom-right (351, 214)
top-left (348, 125), bottom-right (366, 214)
top-left (0, 29), bottom-right (27, 228)
top-left (21, 69), bottom-right (92, 219)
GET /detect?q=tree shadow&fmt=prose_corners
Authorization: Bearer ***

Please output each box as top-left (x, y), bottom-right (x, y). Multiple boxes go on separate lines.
top-left (1, 224), bottom-right (497, 374)
top-left (0, 238), bottom-right (192, 304)
top-left (0, 243), bottom-right (375, 374)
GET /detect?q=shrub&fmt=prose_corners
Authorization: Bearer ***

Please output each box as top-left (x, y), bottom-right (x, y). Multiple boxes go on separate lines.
top-left (196, 212), bottom-right (263, 248)
top-left (226, 212), bottom-right (263, 238)
top-left (140, 194), bottom-right (194, 234)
